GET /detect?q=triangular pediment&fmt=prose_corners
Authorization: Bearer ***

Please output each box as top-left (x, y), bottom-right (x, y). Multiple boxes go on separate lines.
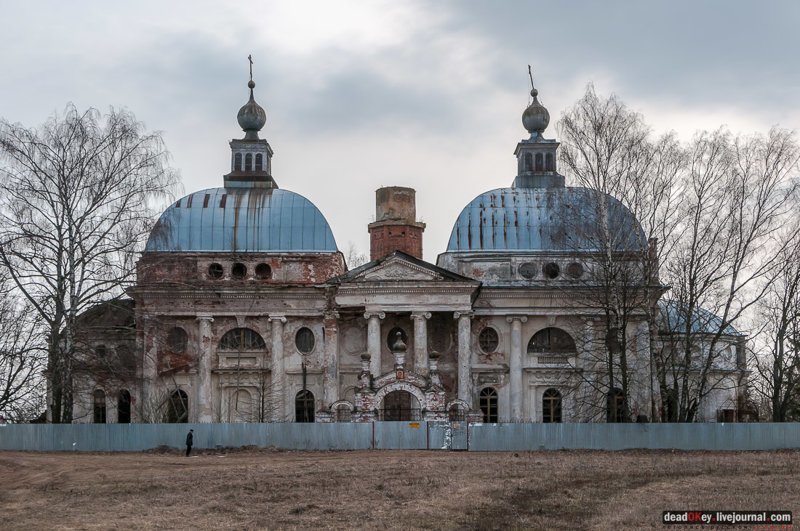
top-left (331, 251), bottom-right (477, 284)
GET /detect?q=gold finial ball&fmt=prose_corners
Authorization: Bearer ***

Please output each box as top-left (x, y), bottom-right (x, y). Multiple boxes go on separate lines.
top-left (248, 80), bottom-right (256, 89)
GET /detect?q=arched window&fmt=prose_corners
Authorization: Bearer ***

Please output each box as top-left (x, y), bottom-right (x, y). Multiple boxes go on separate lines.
top-left (528, 328), bottom-right (576, 354)
top-left (524, 152), bottom-right (533, 171)
top-left (231, 389), bottom-right (252, 422)
top-left (117, 389), bottom-right (131, 423)
top-left (545, 152), bottom-right (555, 171)
top-left (255, 153), bottom-right (263, 171)
top-left (535, 153), bottom-right (544, 171)
top-left (93, 389), bottom-right (106, 423)
top-left (234, 153), bottom-right (242, 171)
top-left (335, 403), bottom-right (352, 422)
top-left (542, 388), bottom-right (562, 423)
top-left (245, 153), bottom-right (253, 171)
top-left (607, 388), bottom-right (626, 423)
top-left (295, 390), bottom-right (315, 422)
top-left (480, 387), bottom-right (498, 423)
top-left (449, 403), bottom-right (466, 422)
top-left (219, 328), bottom-right (266, 351)
top-left (166, 389), bottom-right (189, 423)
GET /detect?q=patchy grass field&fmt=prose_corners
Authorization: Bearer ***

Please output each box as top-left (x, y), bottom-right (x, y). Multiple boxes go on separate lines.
top-left (0, 448), bottom-right (798, 530)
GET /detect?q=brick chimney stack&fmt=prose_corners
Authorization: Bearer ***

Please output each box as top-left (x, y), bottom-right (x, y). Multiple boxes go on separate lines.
top-left (368, 187), bottom-right (426, 260)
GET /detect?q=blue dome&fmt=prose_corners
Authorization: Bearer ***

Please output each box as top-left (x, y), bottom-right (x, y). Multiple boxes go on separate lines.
top-left (146, 188), bottom-right (338, 252)
top-left (446, 187), bottom-right (645, 252)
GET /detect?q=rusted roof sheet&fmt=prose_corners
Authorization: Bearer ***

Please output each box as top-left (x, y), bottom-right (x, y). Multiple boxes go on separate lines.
top-left (145, 188), bottom-right (338, 252)
top-left (446, 187), bottom-right (645, 252)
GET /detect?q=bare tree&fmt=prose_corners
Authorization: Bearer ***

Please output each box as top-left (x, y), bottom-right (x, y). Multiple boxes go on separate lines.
top-left (558, 85), bottom-right (684, 422)
top-left (664, 127), bottom-right (800, 421)
top-left (0, 273), bottom-right (46, 421)
top-left (0, 104), bottom-right (178, 423)
top-left (752, 240), bottom-right (800, 421)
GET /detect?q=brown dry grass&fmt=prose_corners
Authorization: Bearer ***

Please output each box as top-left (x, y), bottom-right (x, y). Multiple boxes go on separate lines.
top-left (0, 448), bottom-right (798, 530)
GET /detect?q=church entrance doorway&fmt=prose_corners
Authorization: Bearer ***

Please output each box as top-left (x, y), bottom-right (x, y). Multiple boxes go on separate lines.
top-left (380, 390), bottom-right (420, 421)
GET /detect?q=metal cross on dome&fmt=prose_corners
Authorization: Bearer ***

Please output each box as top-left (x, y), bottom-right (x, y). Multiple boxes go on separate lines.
top-left (528, 64), bottom-right (535, 91)
top-left (248, 54), bottom-right (253, 81)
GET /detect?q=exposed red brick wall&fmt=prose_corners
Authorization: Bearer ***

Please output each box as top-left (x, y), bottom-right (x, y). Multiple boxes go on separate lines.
top-left (368, 223), bottom-right (424, 260)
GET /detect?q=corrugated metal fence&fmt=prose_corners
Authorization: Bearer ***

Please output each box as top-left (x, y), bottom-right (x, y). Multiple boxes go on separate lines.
top-left (1, 422), bottom-right (798, 452)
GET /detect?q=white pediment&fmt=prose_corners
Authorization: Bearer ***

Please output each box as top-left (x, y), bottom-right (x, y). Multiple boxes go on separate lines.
top-left (356, 259), bottom-right (443, 282)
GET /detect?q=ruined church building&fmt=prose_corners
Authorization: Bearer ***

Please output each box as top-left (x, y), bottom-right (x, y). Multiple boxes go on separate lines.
top-left (71, 71), bottom-right (747, 425)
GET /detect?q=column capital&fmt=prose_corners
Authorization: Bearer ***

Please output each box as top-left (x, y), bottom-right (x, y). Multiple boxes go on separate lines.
top-left (195, 313), bottom-right (214, 323)
top-left (454, 311), bottom-right (473, 320)
top-left (268, 315), bottom-right (287, 324)
top-left (411, 311), bottom-right (432, 320)
top-left (364, 311), bottom-right (386, 320)
top-left (506, 315), bottom-right (528, 323)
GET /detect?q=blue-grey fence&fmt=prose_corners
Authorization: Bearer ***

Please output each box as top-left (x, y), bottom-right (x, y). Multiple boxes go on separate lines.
top-left (1, 422), bottom-right (798, 452)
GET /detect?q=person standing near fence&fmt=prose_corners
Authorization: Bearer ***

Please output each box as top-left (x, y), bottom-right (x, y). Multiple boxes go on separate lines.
top-left (185, 429), bottom-right (193, 457)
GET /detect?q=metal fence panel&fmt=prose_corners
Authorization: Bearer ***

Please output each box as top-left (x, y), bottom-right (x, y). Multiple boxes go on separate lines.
top-left (2, 422), bottom-right (800, 452)
top-left (373, 421), bottom-right (428, 449)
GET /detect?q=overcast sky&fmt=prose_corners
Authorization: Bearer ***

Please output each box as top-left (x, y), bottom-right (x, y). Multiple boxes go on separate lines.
top-left (2, 1), bottom-right (799, 263)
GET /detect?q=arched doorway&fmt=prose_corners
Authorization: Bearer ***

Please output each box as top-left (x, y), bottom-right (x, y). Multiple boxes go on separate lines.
top-left (295, 390), bottom-right (315, 423)
top-left (117, 389), bottom-right (131, 423)
top-left (165, 389), bottom-right (188, 423)
top-left (381, 390), bottom-right (420, 421)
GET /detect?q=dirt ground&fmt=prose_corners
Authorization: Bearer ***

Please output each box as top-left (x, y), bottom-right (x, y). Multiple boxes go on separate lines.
top-left (0, 448), bottom-right (798, 530)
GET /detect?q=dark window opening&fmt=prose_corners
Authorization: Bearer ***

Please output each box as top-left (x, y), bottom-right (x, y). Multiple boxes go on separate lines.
top-left (208, 263), bottom-right (224, 279)
top-left (255, 153), bottom-right (263, 171)
top-left (166, 389), bottom-right (188, 423)
top-left (167, 327), bottom-right (188, 353)
top-left (231, 262), bottom-right (247, 279)
top-left (566, 262), bottom-right (584, 278)
top-left (524, 152), bottom-right (533, 171)
top-left (93, 389), bottom-right (106, 424)
top-left (545, 152), bottom-right (555, 171)
top-left (118, 389), bottom-right (131, 423)
top-left (186, 195), bottom-right (193, 208)
top-left (203, 194), bottom-right (210, 208)
top-left (528, 328), bottom-right (576, 354)
top-left (535, 153), bottom-right (544, 171)
top-left (220, 194), bottom-right (227, 208)
top-left (296, 390), bottom-right (315, 422)
top-left (255, 263), bottom-right (272, 279)
top-left (335, 404), bottom-right (352, 422)
top-left (295, 327), bottom-right (315, 354)
top-left (449, 404), bottom-right (466, 422)
top-left (386, 327), bottom-right (408, 350)
top-left (607, 388), bottom-right (626, 423)
top-left (543, 262), bottom-right (560, 279)
top-left (480, 387), bottom-right (498, 423)
top-left (234, 153), bottom-right (242, 171)
top-left (717, 408), bottom-right (736, 423)
top-left (245, 153), bottom-right (252, 171)
top-left (95, 344), bottom-right (107, 358)
top-left (219, 328), bottom-right (267, 351)
top-left (519, 262), bottom-right (537, 279)
top-left (478, 327), bottom-right (499, 353)
top-left (542, 388), bottom-right (562, 423)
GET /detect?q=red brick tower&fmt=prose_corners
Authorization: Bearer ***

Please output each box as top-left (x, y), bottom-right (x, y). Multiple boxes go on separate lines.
top-left (368, 187), bottom-right (426, 260)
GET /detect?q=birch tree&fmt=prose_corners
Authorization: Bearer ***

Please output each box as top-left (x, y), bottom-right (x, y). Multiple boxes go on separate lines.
top-left (0, 104), bottom-right (178, 422)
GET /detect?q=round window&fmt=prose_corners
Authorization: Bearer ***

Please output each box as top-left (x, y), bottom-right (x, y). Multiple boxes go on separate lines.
top-left (543, 262), bottom-right (560, 279)
top-left (478, 327), bottom-right (499, 353)
top-left (231, 262), bottom-right (247, 279)
top-left (167, 327), bottom-right (188, 353)
top-left (518, 262), bottom-right (537, 279)
top-left (208, 263), bottom-right (224, 279)
top-left (255, 263), bottom-right (272, 279)
top-left (566, 262), bottom-right (584, 278)
top-left (295, 327), bottom-right (315, 354)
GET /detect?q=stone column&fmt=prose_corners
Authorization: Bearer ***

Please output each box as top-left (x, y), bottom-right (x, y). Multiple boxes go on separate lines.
top-left (269, 315), bottom-right (287, 422)
top-left (365, 312), bottom-right (385, 378)
top-left (411, 311), bottom-right (432, 376)
top-left (323, 311), bottom-right (340, 409)
top-left (455, 312), bottom-right (473, 404)
top-left (140, 317), bottom-right (159, 422)
top-left (195, 314), bottom-right (214, 423)
top-left (507, 315), bottom-right (528, 421)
